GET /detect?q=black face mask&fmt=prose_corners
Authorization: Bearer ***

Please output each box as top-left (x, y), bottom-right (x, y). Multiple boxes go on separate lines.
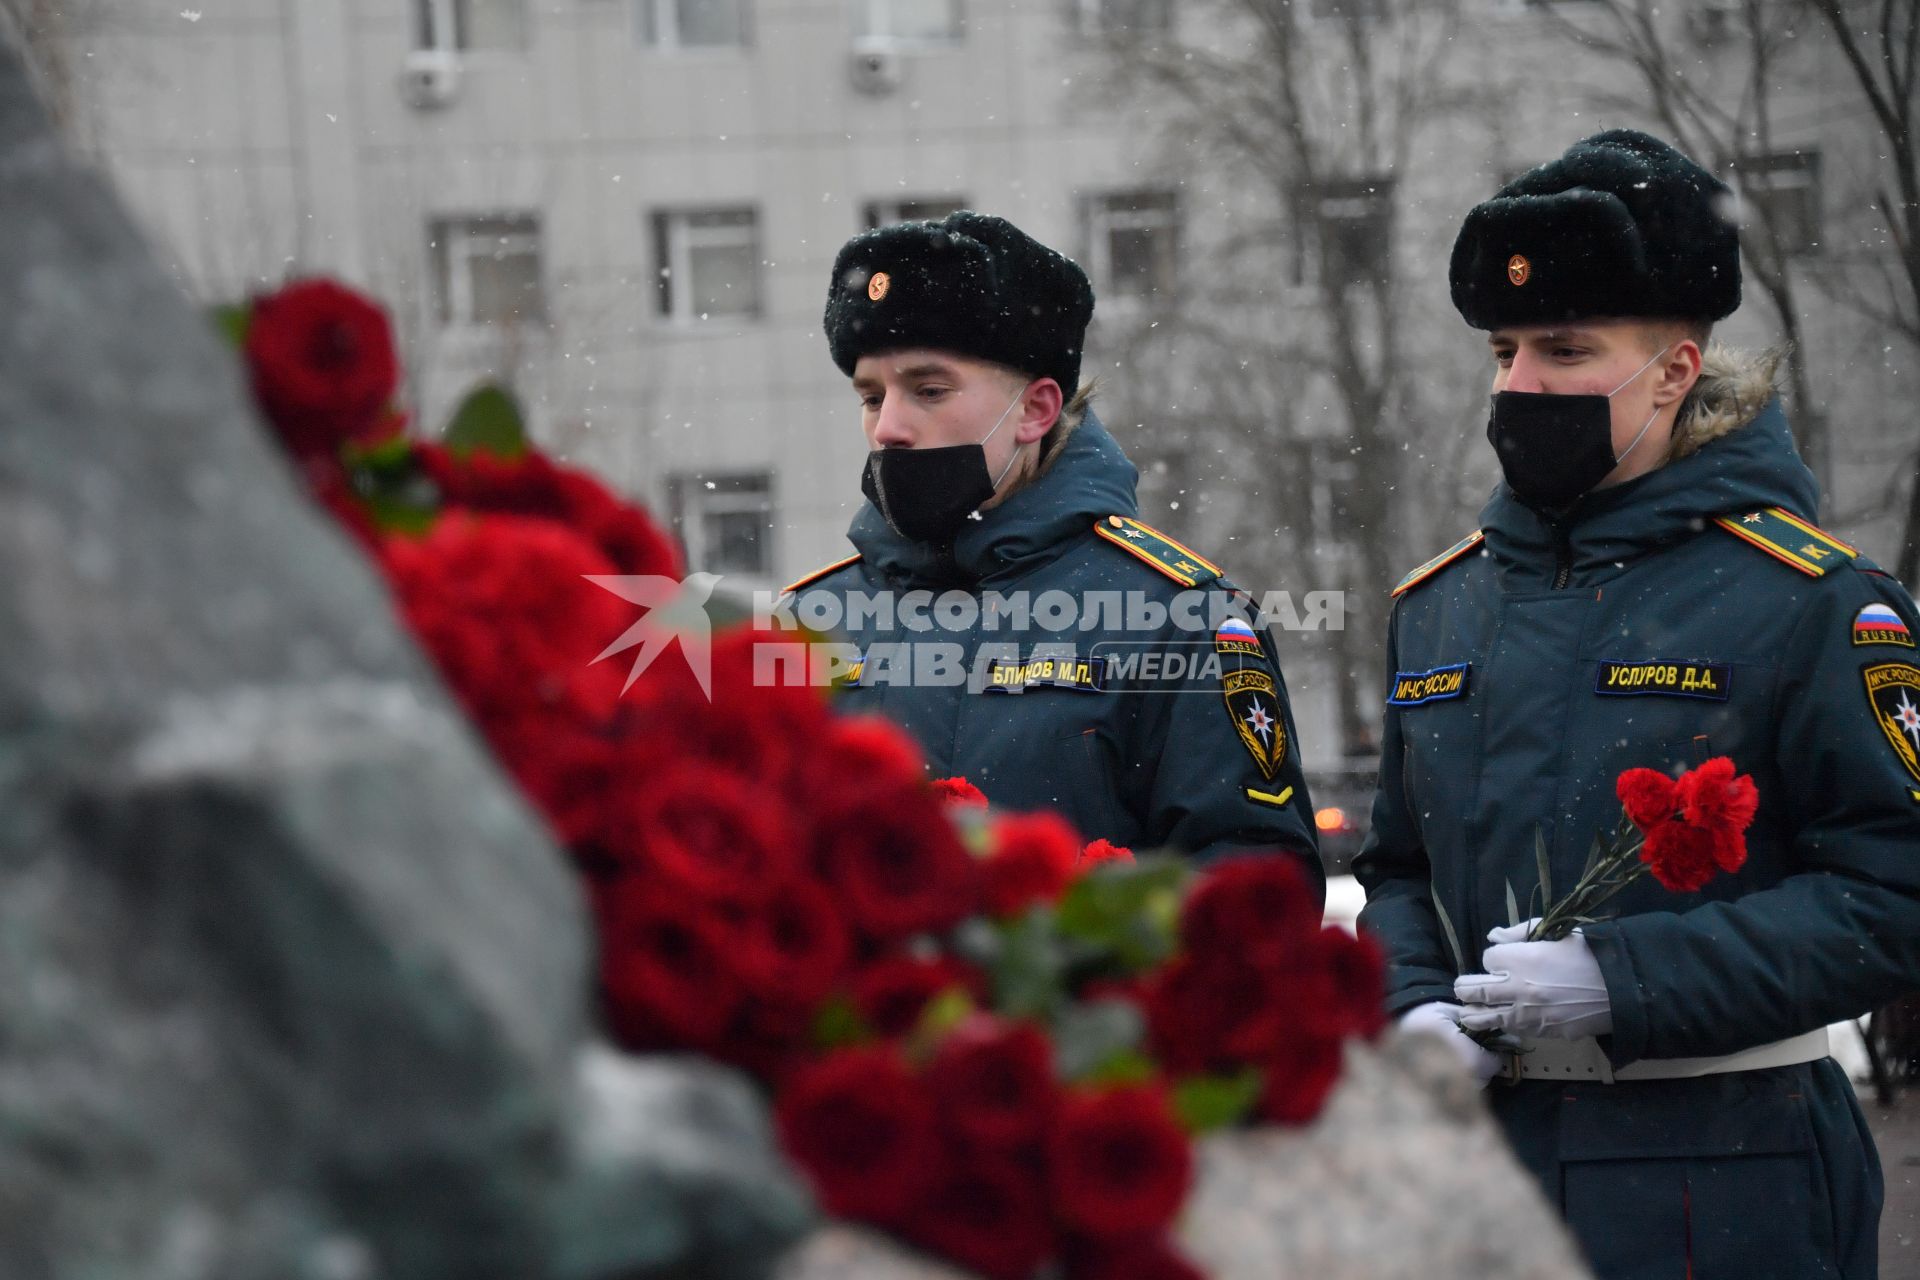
top-left (1485, 346), bottom-right (1668, 511)
top-left (861, 443), bottom-right (1000, 543)
top-left (1485, 390), bottom-right (1618, 511)
top-left (860, 390), bottom-right (1026, 543)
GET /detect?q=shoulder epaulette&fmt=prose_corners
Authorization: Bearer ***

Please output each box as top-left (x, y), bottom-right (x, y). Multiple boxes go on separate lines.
top-left (1092, 515), bottom-right (1222, 587)
top-left (780, 552), bottom-right (863, 596)
top-left (1713, 507), bottom-right (1857, 578)
top-left (1391, 531), bottom-right (1486, 598)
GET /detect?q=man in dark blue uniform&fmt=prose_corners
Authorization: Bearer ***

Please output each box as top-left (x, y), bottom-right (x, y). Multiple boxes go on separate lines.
top-left (1357, 129), bottom-right (1920, 1277)
top-left (783, 211), bottom-right (1320, 881)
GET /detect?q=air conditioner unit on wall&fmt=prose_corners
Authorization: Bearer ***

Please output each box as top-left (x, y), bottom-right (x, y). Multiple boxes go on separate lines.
top-left (401, 49), bottom-right (462, 110)
top-left (849, 44), bottom-right (903, 96)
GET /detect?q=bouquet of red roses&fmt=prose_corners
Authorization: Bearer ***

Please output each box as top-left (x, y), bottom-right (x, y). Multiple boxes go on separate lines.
top-left (229, 277), bottom-right (1389, 1280)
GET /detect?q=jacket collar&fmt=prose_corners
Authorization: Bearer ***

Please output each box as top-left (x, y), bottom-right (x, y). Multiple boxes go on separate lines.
top-left (848, 411), bottom-right (1140, 588)
top-left (1479, 398), bottom-right (1820, 585)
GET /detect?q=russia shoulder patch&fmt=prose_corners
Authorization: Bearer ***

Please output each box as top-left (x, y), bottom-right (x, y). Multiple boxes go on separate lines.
top-left (1713, 508), bottom-right (1857, 578)
top-left (1854, 603), bottom-right (1916, 648)
top-left (1391, 532), bottom-right (1485, 598)
top-left (1092, 515), bottom-right (1223, 587)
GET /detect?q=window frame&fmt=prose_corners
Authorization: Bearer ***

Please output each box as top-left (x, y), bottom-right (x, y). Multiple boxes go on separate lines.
top-left (853, 0), bottom-right (965, 48)
top-left (652, 206), bottom-right (765, 325)
top-left (1081, 189), bottom-right (1181, 303)
top-left (1731, 150), bottom-right (1822, 256)
top-left (636, 0), bottom-right (754, 50)
top-left (861, 195), bottom-right (969, 230)
top-left (670, 470), bottom-right (778, 578)
top-left (429, 211), bottom-right (548, 330)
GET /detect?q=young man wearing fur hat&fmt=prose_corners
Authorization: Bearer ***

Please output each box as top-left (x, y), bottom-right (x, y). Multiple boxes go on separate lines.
top-left (783, 210), bottom-right (1321, 881)
top-left (1356, 129), bottom-right (1920, 1276)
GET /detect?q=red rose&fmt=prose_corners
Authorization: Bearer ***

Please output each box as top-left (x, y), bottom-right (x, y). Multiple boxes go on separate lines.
top-left (597, 879), bottom-right (743, 1050)
top-left (900, 1152), bottom-right (1054, 1280)
top-left (417, 444), bottom-right (685, 579)
top-left (1047, 1085), bottom-right (1194, 1238)
top-left (1079, 839), bottom-right (1134, 867)
top-left (926, 1015), bottom-right (1058, 1150)
top-left (1675, 756), bottom-right (1758, 872)
top-left (818, 784), bottom-right (979, 940)
top-left (379, 512), bottom-right (630, 723)
top-left (1062, 1236), bottom-right (1207, 1280)
top-left (614, 762), bottom-right (801, 902)
top-left (850, 954), bottom-right (987, 1038)
top-left (932, 776), bottom-right (990, 808)
top-left (1179, 856), bottom-right (1317, 965)
top-left (1257, 1031), bottom-right (1345, 1127)
top-left (981, 811), bottom-right (1082, 918)
top-left (1616, 766), bottom-right (1678, 830)
top-left (733, 876), bottom-right (853, 1009)
top-left (776, 1045), bottom-right (942, 1223)
top-left (244, 278), bottom-right (400, 458)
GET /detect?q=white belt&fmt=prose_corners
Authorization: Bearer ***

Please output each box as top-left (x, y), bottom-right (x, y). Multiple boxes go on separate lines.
top-left (1502, 1028), bottom-right (1831, 1083)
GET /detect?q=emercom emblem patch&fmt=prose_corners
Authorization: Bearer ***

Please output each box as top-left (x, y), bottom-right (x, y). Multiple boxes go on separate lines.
top-left (1865, 662), bottom-right (1920, 785)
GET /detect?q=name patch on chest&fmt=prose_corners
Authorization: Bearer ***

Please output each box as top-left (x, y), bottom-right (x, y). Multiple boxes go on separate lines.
top-left (1594, 660), bottom-right (1731, 701)
top-left (1388, 663), bottom-right (1470, 707)
top-left (983, 655), bottom-right (1109, 693)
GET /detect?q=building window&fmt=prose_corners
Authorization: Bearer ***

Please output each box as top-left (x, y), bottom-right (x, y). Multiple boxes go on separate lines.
top-left (1082, 190), bottom-right (1179, 301)
top-left (414, 0), bottom-right (527, 51)
top-left (862, 196), bottom-right (968, 229)
top-left (1316, 176), bottom-right (1394, 289)
top-left (1067, 0), bottom-right (1171, 33)
top-left (1732, 151), bottom-right (1821, 254)
top-left (671, 471), bottom-right (775, 576)
top-left (855, 0), bottom-right (963, 45)
top-left (652, 208), bottom-right (763, 322)
top-left (638, 0), bottom-right (751, 48)
top-left (429, 214), bottom-right (546, 327)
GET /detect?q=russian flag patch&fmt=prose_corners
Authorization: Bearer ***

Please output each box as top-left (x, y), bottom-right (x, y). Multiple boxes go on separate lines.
top-left (1854, 603), bottom-right (1915, 648)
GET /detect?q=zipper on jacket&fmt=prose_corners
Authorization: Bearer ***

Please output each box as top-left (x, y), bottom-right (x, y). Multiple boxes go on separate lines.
top-left (1548, 519), bottom-right (1573, 590)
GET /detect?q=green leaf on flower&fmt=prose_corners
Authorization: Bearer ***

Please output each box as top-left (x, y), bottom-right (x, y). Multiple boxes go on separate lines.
top-left (1054, 855), bottom-right (1188, 972)
top-left (1534, 826), bottom-right (1553, 904)
top-left (1431, 888), bottom-right (1466, 974)
top-left (914, 987), bottom-right (976, 1044)
top-left (1172, 1069), bottom-right (1263, 1134)
top-left (443, 382), bottom-right (528, 459)
top-left (993, 909), bottom-right (1068, 1020)
top-left (1081, 1051), bottom-right (1157, 1087)
top-left (343, 432), bottom-right (415, 473)
top-left (810, 995), bottom-right (869, 1050)
top-left (1052, 998), bottom-right (1146, 1081)
top-left (211, 301), bottom-right (251, 347)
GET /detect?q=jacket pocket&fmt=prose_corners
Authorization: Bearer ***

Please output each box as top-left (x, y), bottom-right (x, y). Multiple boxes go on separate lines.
top-left (1056, 726), bottom-right (1128, 844)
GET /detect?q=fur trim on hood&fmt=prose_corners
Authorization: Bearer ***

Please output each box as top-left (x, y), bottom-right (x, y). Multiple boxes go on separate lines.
top-left (1666, 342), bottom-right (1787, 460)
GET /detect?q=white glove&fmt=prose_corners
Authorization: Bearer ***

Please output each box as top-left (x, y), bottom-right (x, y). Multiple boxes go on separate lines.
top-left (1454, 920), bottom-right (1614, 1040)
top-left (1398, 1001), bottom-right (1505, 1088)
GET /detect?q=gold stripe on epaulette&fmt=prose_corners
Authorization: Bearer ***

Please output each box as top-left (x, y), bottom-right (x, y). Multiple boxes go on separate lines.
top-left (1093, 515), bottom-right (1222, 587)
top-left (1713, 508), bottom-right (1855, 578)
top-left (781, 552), bottom-right (863, 596)
top-left (1391, 531), bottom-right (1486, 598)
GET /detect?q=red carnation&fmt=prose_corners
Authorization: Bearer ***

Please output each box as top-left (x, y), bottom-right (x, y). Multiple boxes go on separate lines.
top-left (1145, 953), bottom-right (1278, 1073)
top-left (981, 811), bottom-right (1082, 918)
top-left (818, 784), bottom-right (980, 940)
top-left (482, 710), bottom-right (620, 850)
top-left (776, 1045), bottom-right (942, 1223)
top-left (850, 954), bottom-right (987, 1039)
top-left (1047, 1084), bottom-right (1194, 1239)
top-left (733, 876), bottom-right (853, 1009)
top-left (932, 776), bottom-right (990, 808)
top-left (1616, 767), bottom-right (1678, 830)
top-left (815, 716), bottom-right (926, 792)
top-left (1638, 818), bottom-right (1722, 893)
top-left (1257, 1032), bottom-right (1346, 1126)
top-left (900, 1153), bottom-right (1054, 1280)
top-left (1295, 926), bottom-right (1388, 1042)
top-left (597, 879), bottom-right (743, 1050)
top-left (1079, 839), bottom-right (1134, 867)
top-left (1180, 856), bottom-right (1317, 965)
top-left (925, 1016), bottom-right (1058, 1150)
top-left (617, 762), bottom-right (802, 903)
top-left (1675, 756), bottom-right (1759, 872)
top-left (621, 626), bottom-right (830, 785)
top-left (244, 278), bottom-right (400, 458)
top-left (1063, 1236), bottom-right (1207, 1280)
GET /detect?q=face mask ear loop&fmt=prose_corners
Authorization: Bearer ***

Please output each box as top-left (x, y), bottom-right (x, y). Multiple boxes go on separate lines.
top-left (969, 389), bottom-right (1033, 521)
top-left (1609, 345), bottom-right (1670, 466)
